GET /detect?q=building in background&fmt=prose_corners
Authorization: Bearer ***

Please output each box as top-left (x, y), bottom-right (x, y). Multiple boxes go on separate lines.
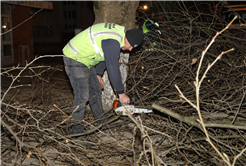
top-left (32, 1), bottom-right (94, 57)
top-left (1, 1), bottom-right (95, 67)
top-left (1, 1), bottom-right (52, 67)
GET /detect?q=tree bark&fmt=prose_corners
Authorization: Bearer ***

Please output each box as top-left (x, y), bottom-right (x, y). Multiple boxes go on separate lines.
top-left (93, 1), bottom-right (139, 111)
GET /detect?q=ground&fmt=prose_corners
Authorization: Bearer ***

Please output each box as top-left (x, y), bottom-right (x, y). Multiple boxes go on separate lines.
top-left (1, 58), bottom-right (171, 166)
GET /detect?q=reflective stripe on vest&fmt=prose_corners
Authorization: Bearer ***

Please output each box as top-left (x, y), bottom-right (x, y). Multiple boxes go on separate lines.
top-left (89, 26), bottom-right (103, 57)
top-left (66, 25), bottom-right (123, 57)
top-left (68, 41), bottom-right (80, 55)
top-left (89, 26), bottom-right (123, 57)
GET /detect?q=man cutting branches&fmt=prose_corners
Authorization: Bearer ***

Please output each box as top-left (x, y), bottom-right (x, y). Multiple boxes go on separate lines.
top-left (63, 23), bottom-right (143, 134)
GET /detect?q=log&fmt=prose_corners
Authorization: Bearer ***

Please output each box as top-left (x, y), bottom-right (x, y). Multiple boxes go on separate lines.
top-left (152, 103), bottom-right (246, 130)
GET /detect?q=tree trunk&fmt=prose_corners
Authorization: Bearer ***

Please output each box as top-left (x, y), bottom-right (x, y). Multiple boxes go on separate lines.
top-left (93, 1), bottom-right (139, 111)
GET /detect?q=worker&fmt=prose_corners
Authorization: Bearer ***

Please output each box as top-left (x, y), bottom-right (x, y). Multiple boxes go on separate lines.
top-left (62, 23), bottom-right (143, 134)
top-left (139, 12), bottom-right (162, 47)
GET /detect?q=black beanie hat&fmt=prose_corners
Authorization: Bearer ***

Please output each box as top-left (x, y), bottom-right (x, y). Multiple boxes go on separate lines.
top-left (126, 29), bottom-right (143, 48)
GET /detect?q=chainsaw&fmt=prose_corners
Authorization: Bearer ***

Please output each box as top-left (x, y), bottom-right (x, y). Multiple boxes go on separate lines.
top-left (113, 99), bottom-right (153, 116)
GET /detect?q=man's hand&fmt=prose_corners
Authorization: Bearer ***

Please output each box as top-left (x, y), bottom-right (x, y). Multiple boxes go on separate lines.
top-left (97, 75), bottom-right (104, 89)
top-left (118, 93), bottom-right (130, 104)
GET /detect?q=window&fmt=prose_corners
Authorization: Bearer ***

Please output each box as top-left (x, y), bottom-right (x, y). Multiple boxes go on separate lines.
top-left (2, 17), bottom-right (11, 40)
top-left (63, 1), bottom-right (75, 6)
top-left (72, 10), bottom-right (75, 18)
top-left (34, 26), bottom-right (53, 38)
top-left (64, 11), bottom-right (67, 19)
top-left (64, 10), bottom-right (75, 19)
top-left (1, 3), bottom-right (11, 15)
top-left (3, 45), bottom-right (12, 56)
top-left (64, 24), bottom-right (75, 29)
top-left (68, 11), bottom-right (71, 18)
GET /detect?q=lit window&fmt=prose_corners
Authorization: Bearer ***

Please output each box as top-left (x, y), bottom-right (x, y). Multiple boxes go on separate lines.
top-left (2, 17), bottom-right (11, 40)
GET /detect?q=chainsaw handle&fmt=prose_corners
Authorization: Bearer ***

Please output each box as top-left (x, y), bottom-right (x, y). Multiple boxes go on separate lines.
top-left (113, 100), bottom-right (119, 109)
top-left (113, 98), bottom-right (134, 109)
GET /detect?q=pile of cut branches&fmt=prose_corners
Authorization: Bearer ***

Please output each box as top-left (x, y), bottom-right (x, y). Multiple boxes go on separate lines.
top-left (1, 1), bottom-right (246, 166)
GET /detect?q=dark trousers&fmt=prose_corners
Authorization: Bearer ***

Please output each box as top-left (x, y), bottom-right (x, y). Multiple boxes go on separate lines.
top-left (63, 56), bottom-right (107, 134)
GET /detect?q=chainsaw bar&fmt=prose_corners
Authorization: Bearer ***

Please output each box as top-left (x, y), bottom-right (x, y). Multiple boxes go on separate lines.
top-left (131, 108), bottom-right (153, 114)
top-left (113, 100), bottom-right (153, 116)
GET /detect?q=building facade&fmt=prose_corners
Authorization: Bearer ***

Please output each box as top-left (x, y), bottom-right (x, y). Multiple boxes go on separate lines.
top-left (32, 1), bottom-right (94, 56)
top-left (1, 2), bottom-right (14, 67)
top-left (1, 1), bottom-right (53, 67)
top-left (1, 1), bottom-right (94, 67)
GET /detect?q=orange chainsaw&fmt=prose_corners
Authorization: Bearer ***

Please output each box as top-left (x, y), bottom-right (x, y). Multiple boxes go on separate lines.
top-left (113, 99), bottom-right (153, 116)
